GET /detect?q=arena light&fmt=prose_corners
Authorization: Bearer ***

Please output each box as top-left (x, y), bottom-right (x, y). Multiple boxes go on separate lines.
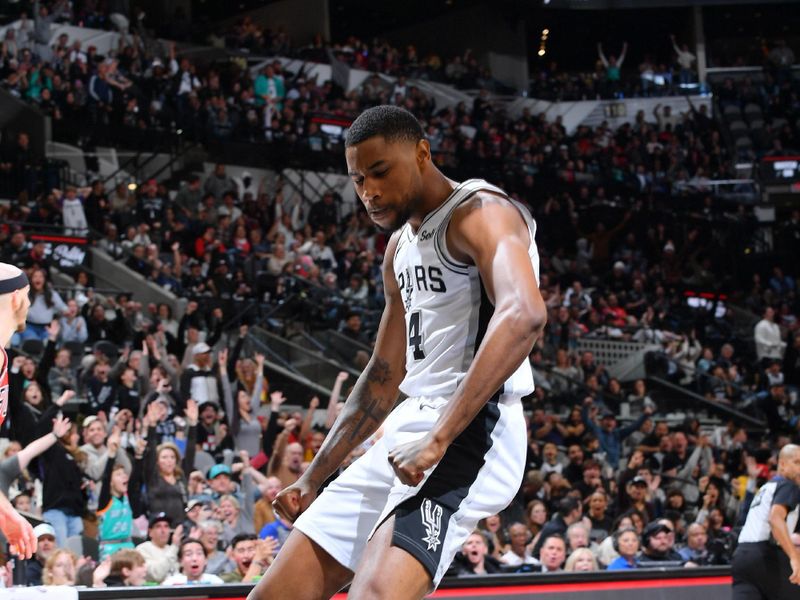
top-left (127, 182), bottom-right (137, 191)
top-left (538, 49), bottom-right (546, 56)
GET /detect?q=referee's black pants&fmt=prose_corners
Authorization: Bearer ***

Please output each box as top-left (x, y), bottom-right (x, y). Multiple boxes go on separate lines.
top-left (732, 542), bottom-right (796, 600)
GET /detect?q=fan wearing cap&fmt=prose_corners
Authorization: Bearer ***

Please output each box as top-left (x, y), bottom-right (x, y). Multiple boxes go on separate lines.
top-left (180, 342), bottom-right (222, 407)
top-left (23, 523), bottom-right (57, 586)
top-left (0, 262), bottom-right (37, 559)
top-left (638, 520), bottom-right (683, 565)
top-left (135, 512), bottom-right (181, 583)
top-left (582, 397), bottom-right (653, 469)
top-left (619, 475), bottom-right (657, 522)
top-left (184, 499), bottom-right (212, 533)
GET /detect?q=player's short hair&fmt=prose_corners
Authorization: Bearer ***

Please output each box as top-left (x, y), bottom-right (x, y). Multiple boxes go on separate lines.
top-left (345, 105), bottom-right (425, 147)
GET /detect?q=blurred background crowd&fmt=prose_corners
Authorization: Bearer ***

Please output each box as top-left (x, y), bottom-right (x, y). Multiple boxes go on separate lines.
top-left (0, 0), bottom-right (799, 589)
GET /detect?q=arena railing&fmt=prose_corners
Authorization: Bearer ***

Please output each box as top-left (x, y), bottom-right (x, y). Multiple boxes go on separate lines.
top-left (645, 369), bottom-right (766, 430)
top-left (72, 565), bottom-right (733, 600)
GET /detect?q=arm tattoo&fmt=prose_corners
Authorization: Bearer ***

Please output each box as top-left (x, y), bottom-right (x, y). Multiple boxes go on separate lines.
top-left (366, 357), bottom-right (391, 385)
top-left (348, 397), bottom-right (389, 442)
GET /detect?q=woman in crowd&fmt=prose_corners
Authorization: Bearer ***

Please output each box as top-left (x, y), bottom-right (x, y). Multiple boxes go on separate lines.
top-left (218, 494), bottom-right (252, 547)
top-left (477, 514), bottom-right (508, 559)
top-left (606, 528), bottom-right (641, 570)
top-left (220, 350), bottom-right (265, 456)
top-left (18, 268), bottom-right (66, 343)
top-left (525, 500), bottom-right (548, 551)
top-left (35, 390), bottom-right (87, 547)
top-left (564, 547), bottom-right (599, 572)
top-left (42, 549), bottom-right (79, 585)
top-left (561, 406), bottom-right (586, 447)
top-left (197, 520), bottom-right (231, 574)
top-left (141, 399), bottom-right (198, 526)
top-left (586, 490), bottom-right (614, 542)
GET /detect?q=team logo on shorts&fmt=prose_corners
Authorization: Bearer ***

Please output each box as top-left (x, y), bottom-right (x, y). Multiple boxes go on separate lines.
top-left (421, 499), bottom-right (442, 551)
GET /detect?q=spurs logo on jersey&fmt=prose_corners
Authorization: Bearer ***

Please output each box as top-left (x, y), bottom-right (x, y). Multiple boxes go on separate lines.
top-left (394, 179), bottom-right (540, 399)
top-left (421, 499), bottom-right (443, 551)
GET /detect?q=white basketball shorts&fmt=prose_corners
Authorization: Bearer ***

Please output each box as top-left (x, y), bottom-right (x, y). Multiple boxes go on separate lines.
top-left (293, 391), bottom-right (527, 587)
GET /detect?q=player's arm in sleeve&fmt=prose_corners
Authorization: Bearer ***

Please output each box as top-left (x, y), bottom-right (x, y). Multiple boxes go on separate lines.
top-left (768, 483), bottom-right (800, 585)
top-left (273, 232), bottom-right (407, 520)
top-left (389, 194), bottom-right (547, 485)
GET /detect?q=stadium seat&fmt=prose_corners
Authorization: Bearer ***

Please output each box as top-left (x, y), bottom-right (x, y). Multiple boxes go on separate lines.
top-left (771, 117), bottom-right (788, 129)
top-left (728, 120), bottom-right (747, 134)
top-left (722, 104), bottom-right (741, 120)
top-left (743, 103), bottom-right (762, 120)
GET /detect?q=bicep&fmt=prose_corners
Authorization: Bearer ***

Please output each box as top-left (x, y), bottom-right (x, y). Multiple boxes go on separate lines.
top-left (452, 200), bottom-right (544, 317)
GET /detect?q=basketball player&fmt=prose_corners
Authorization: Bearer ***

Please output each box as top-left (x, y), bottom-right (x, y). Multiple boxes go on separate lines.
top-left (0, 262), bottom-right (37, 558)
top-left (732, 444), bottom-right (800, 600)
top-left (249, 105), bottom-right (546, 600)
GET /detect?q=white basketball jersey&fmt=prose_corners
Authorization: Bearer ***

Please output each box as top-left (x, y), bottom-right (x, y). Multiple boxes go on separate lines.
top-left (394, 179), bottom-right (540, 399)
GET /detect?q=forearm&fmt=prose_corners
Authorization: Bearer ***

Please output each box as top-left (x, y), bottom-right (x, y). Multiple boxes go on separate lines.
top-left (250, 374), bottom-right (263, 411)
top-left (15, 431), bottom-right (58, 471)
top-left (299, 405), bottom-right (314, 444)
top-left (431, 310), bottom-right (542, 447)
top-left (303, 357), bottom-right (400, 487)
top-left (0, 491), bottom-right (14, 524)
top-left (267, 431), bottom-right (288, 475)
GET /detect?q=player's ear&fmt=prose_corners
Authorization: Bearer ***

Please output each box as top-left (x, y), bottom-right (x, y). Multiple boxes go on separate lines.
top-left (415, 138), bottom-right (431, 166)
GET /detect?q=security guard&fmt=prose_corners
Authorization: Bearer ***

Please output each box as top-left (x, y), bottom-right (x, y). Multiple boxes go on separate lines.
top-left (732, 444), bottom-right (800, 600)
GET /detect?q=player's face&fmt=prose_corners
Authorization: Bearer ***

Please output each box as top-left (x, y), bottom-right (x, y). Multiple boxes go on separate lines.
top-left (346, 136), bottom-right (426, 232)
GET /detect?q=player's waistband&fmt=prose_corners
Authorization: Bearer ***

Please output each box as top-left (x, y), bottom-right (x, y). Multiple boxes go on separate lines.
top-left (406, 393), bottom-right (522, 408)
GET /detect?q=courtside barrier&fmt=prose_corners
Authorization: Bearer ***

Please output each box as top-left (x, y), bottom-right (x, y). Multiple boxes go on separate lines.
top-left (66, 566), bottom-right (732, 600)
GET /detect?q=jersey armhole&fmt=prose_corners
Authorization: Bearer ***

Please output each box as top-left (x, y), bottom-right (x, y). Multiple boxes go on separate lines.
top-left (434, 219), bottom-right (470, 275)
top-left (435, 195), bottom-right (539, 277)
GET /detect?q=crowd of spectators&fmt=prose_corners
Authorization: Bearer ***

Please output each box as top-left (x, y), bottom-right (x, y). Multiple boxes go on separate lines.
top-left (1, 1), bottom-right (800, 590)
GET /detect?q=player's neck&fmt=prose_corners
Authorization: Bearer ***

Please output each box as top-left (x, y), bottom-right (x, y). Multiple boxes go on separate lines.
top-left (407, 170), bottom-right (458, 231)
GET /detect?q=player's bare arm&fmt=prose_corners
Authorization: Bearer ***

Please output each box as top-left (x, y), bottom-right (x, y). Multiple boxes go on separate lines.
top-left (274, 232), bottom-right (408, 521)
top-left (389, 193), bottom-right (547, 485)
